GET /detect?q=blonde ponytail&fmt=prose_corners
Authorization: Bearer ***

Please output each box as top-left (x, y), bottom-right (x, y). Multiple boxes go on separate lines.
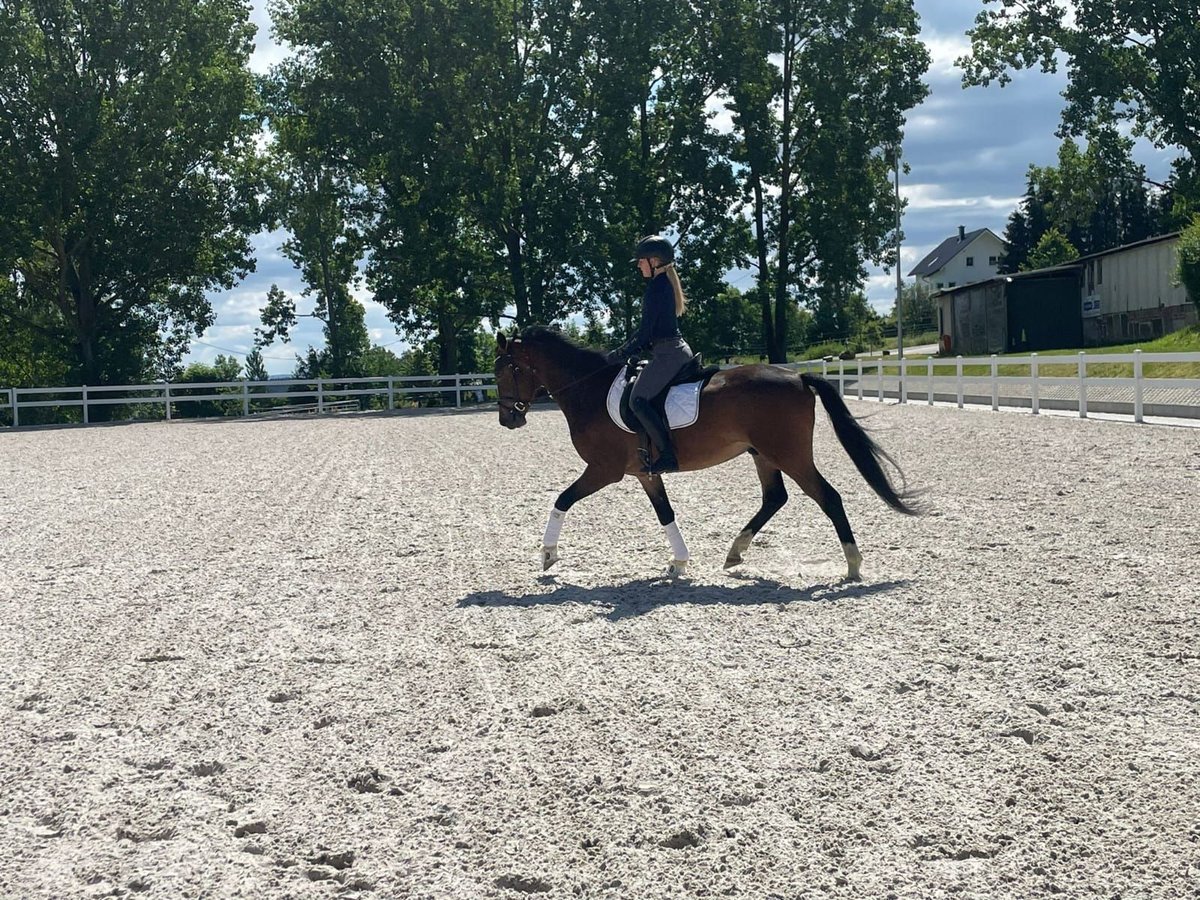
top-left (661, 262), bottom-right (687, 316)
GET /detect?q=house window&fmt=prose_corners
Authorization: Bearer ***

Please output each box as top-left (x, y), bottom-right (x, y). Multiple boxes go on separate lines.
top-left (947, 282), bottom-right (956, 288)
top-left (935, 282), bottom-right (944, 289)
top-left (989, 255), bottom-right (998, 266)
top-left (966, 256), bottom-right (974, 266)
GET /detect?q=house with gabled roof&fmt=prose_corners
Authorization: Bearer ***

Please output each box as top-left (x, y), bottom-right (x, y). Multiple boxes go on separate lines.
top-left (909, 226), bottom-right (1007, 292)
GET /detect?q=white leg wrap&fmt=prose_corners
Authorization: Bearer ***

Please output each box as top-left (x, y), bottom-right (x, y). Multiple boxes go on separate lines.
top-left (665, 521), bottom-right (690, 561)
top-left (543, 506), bottom-right (567, 547)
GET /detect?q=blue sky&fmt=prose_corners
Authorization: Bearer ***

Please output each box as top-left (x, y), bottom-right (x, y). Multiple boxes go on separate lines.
top-left (190, 0), bottom-right (1179, 375)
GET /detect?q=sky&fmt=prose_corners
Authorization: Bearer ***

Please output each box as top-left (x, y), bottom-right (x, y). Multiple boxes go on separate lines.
top-left (188, 0), bottom-right (1179, 375)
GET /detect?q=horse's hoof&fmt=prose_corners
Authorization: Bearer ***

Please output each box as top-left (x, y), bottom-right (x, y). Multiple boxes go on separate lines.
top-left (542, 545), bottom-right (560, 571)
top-left (667, 559), bottom-right (689, 578)
top-left (723, 554), bottom-right (742, 569)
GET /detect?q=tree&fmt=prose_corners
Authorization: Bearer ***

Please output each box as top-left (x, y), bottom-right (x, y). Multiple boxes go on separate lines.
top-left (257, 58), bottom-right (370, 379)
top-left (177, 354), bottom-right (243, 418)
top-left (244, 348), bottom-right (269, 383)
top-left (959, 0), bottom-right (1200, 161)
top-left (715, 0), bottom-right (930, 361)
top-left (0, 0), bottom-right (264, 394)
top-left (270, 0), bottom-right (510, 377)
top-left (1024, 227), bottom-right (1078, 271)
top-left (572, 0), bottom-right (747, 346)
top-left (1177, 216), bottom-right (1200, 312)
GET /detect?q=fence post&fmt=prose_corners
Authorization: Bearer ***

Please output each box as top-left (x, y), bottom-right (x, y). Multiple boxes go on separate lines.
top-left (388, 376), bottom-right (395, 411)
top-left (455, 375), bottom-right (462, 408)
top-left (927, 358), bottom-right (934, 406)
top-left (822, 358), bottom-right (828, 379)
top-left (10, 387), bottom-right (17, 427)
top-left (900, 357), bottom-right (907, 404)
top-left (164, 383), bottom-right (172, 421)
top-left (1133, 349), bottom-right (1143, 423)
top-left (876, 360), bottom-right (883, 402)
top-left (1031, 353), bottom-right (1039, 415)
top-left (857, 361), bottom-right (863, 401)
top-left (838, 358), bottom-right (844, 395)
top-left (318, 379), bottom-right (325, 414)
top-left (1078, 352), bottom-right (1087, 418)
top-left (956, 356), bottom-right (963, 408)
top-left (82, 384), bottom-right (89, 425)
top-left (242, 380), bottom-right (250, 417)
top-left (990, 355), bottom-right (999, 411)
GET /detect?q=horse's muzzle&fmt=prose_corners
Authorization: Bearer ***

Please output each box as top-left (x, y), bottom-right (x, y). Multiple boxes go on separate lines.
top-left (500, 409), bottom-right (527, 429)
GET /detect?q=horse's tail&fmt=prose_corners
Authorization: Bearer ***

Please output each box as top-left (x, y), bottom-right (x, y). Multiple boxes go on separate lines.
top-left (800, 373), bottom-right (919, 515)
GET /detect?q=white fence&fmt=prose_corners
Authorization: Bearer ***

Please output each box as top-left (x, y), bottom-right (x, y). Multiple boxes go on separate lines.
top-left (4, 351), bottom-right (1200, 428)
top-left (0, 373), bottom-right (499, 428)
top-left (787, 350), bottom-right (1200, 423)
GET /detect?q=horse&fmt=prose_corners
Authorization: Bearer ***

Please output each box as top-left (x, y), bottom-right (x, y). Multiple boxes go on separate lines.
top-left (493, 326), bottom-right (917, 580)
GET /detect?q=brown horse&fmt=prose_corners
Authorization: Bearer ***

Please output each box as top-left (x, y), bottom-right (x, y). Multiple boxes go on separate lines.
top-left (494, 326), bottom-right (917, 579)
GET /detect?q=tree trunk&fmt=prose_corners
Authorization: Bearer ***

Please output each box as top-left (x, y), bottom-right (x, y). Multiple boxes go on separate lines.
top-left (751, 172), bottom-right (774, 360)
top-left (770, 9), bottom-right (795, 364)
top-left (437, 316), bottom-right (459, 406)
top-left (505, 228), bottom-right (530, 325)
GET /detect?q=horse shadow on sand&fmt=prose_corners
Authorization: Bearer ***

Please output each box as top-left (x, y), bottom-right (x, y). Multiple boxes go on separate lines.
top-left (457, 573), bottom-right (910, 622)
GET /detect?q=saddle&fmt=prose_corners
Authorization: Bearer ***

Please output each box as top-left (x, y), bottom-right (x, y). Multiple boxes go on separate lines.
top-left (611, 354), bottom-right (721, 465)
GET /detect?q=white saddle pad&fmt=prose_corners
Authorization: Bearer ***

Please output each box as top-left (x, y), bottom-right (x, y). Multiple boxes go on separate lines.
top-left (606, 370), bottom-right (703, 434)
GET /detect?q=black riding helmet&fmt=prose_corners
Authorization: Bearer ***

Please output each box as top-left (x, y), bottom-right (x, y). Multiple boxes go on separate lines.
top-left (630, 234), bottom-right (675, 264)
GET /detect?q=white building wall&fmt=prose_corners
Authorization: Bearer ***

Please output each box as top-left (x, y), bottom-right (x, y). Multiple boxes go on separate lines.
top-left (916, 232), bottom-right (1006, 292)
top-left (1086, 239), bottom-right (1187, 314)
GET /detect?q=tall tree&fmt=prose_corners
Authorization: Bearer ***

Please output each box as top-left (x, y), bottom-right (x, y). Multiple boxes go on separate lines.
top-left (716, 0), bottom-right (929, 361)
top-left (0, 0), bottom-right (264, 390)
top-left (571, 0), bottom-right (746, 344)
top-left (271, 0), bottom-right (509, 376)
top-left (960, 1), bottom-right (1199, 161)
top-left (256, 58), bottom-right (369, 378)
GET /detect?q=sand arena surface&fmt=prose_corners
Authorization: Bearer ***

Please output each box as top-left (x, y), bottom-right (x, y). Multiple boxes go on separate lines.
top-left (1, 402), bottom-right (1198, 898)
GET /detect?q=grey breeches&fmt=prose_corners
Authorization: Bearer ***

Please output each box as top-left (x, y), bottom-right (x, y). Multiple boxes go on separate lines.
top-left (631, 337), bottom-right (693, 401)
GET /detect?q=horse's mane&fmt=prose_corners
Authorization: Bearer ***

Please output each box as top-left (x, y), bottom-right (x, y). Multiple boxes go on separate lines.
top-left (518, 325), bottom-right (607, 369)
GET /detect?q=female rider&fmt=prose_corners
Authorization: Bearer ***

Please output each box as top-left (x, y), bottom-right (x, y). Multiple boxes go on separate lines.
top-left (606, 235), bottom-right (692, 475)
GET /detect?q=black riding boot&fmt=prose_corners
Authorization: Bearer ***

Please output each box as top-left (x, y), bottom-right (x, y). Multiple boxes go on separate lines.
top-left (631, 397), bottom-right (678, 475)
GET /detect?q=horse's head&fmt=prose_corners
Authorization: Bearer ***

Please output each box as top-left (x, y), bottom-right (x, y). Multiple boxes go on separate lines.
top-left (494, 331), bottom-right (538, 429)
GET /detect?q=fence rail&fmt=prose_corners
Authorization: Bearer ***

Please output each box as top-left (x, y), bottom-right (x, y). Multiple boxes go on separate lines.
top-left (784, 350), bottom-right (1200, 422)
top-left (4, 350), bottom-right (1200, 429)
top-left (0, 373), bottom-right (499, 428)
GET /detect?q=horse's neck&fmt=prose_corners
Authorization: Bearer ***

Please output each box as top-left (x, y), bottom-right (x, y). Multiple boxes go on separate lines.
top-left (531, 345), bottom-right (602, 420)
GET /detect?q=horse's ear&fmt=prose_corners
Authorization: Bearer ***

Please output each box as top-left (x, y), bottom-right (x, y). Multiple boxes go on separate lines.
top-left (496, 332), bottom-right (508, 353)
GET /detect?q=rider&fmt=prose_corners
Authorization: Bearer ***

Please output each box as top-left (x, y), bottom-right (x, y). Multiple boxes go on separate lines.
top-left (605, 235), bottom-right (692, 475)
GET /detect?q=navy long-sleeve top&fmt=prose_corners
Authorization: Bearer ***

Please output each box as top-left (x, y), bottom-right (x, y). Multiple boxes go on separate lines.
top-left (616, 273), bottom-right (681, 358)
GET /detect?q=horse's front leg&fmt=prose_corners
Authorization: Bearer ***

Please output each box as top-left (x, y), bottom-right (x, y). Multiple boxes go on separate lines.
top-left (637, 474), bottom-right (690, 577)
top-left (541, 464), bottom-right (623, 571)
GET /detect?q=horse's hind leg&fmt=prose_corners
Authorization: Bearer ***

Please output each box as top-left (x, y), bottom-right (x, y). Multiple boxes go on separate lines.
top-left (724, 452), bottom-right (788, 568)
top-left (787, 465), bottom-right (862, 581)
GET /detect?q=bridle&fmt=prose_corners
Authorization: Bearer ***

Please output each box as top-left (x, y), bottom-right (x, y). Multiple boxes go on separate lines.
top-left (495, 349), bottom-right (535, 415)
top-left (495, 338), bottom-right (619, 415)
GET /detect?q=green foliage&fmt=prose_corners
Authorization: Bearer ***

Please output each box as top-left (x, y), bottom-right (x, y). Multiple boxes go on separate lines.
top-left (960, 1), bottom-right (1200, 161)
top-left (244, 348), bottom-right (269, 384)
top-left (0, 0), bottom-right (265, 393)
top-left (257, 60), bottom-right (370, 379)
top-left (1023, 227), bottom-right (1079, 271)
top-left (1177, 217), bottom-right (1200, 311)
top-left (176, 355), bottom-right (244, 418)
top-left (717, 0), bottom-right (931, 361)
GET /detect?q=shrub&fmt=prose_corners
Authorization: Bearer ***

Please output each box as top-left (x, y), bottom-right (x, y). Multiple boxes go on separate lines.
top-left (1177, 216), bottom-right (1200, 312)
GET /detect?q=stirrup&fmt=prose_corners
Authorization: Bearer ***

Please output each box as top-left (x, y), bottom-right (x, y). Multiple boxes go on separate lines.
top-left (647, 454), bottom-right (678, 475)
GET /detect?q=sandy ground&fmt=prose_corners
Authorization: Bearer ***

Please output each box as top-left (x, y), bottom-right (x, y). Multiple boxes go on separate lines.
top-left (1, 401), bottom-right (1198, 899)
